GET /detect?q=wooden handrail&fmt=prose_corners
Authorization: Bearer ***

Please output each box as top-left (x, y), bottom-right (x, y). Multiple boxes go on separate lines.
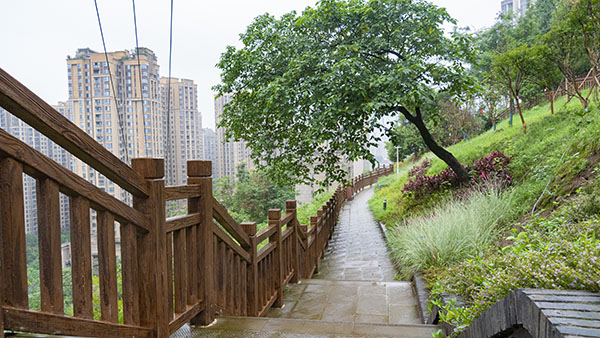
top-left (0, 128), bottom-right (150, 233)
top-left (211, 197), bottom-right (252, 249)
top-left (0, 67), bottom-right (150, 198)
top-left (165, 184), bottom-right (201, 201)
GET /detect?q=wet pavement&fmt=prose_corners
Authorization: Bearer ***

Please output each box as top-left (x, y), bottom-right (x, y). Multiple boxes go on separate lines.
top-left (313, 186), bottom-right (397, 282)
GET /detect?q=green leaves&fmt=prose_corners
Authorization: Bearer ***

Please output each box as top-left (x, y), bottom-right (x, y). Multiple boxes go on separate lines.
top-left (214, 0), bottom-right (475, 186)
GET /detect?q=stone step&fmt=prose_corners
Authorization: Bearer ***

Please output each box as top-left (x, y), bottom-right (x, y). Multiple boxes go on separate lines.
top-left (172, 316), bottom-right (440, 337)
top-left (265, 279), bottom-right (421, 326)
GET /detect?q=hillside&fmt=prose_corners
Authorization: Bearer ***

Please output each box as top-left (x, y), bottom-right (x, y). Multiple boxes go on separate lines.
top-left (369, 94), bottom-right (600, 334)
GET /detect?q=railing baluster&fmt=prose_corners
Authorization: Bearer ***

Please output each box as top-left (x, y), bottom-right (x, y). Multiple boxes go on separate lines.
top-left (97, 210), bottom-right (118, 322)
top-left (0, 157), bottom-right (28, 309)
top-left (268, 209), bottom-right (284, 308)
top-left (120, 222), bottom-right (139, 325)
top-left (166, 232), bottom-right (174, 321)
top-left (37, 178), bottom-right (64, 314)
top-left (70, 196), bottom-right (92, 319)
top-left (241, 222), bottom-right (258, 316)
top-left (227, 247), bottom-right (234, 313)
top-left (186, 225), bottom-right (198, 305)
top-left (173, 229), bottom-right (187, 314)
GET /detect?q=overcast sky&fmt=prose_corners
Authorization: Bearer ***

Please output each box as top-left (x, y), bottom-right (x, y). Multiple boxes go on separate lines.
top-left (0, 0), bottom-right (500, 130)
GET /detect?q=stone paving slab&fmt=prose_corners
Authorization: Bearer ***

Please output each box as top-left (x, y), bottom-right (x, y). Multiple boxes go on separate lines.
top-left (265, 279), bottom-right (420, 325)
top-left (313, 186), bottom-right (397, 282)
top-left (172, 317), bottom-right (439, 338)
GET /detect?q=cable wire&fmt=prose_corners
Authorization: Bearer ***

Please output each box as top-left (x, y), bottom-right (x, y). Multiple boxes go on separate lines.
top-left (94, 0), bottom-right (129, 165)
top-left (132, 0), bottom-right (148, 158)
top-left (165, 0), bottom-right (174, 175)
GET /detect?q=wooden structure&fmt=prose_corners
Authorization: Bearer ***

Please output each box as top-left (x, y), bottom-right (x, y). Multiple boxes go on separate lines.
top-left (0, 67), bottom-right (393, 337)
top-left (456, 289), bottom-right (600, 338)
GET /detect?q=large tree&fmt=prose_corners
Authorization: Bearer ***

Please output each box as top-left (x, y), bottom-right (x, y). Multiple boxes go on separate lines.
top-left (214, 0), bottom-right (476, 185)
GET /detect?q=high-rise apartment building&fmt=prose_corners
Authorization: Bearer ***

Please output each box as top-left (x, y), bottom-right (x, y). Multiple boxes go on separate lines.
top-left (160, 77), bottom-right (202, 186)
top-left (0, 106), bottom-right (72, 234)
top-left (66, 47), bottom-right (162, 201)
top-left (200, 128), bottom-right (218, 178)
top-left (214, 94), bottom-right (254, 180)
top-left (501, 0), bottom-right (531, 17)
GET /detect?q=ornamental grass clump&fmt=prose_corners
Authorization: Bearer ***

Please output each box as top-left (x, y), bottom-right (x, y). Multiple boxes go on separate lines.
top-left (388, 185), bottom-right (515, 271)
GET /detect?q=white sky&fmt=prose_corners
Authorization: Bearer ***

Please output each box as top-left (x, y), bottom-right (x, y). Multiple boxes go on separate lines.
top-left (0, 0), bottom-right (499, 130)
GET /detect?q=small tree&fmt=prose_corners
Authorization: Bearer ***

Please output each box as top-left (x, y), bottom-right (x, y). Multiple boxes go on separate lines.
top-left (214, 0), bottom-right (477, 186)
top-left (492, 44), bottom-right (532, 133)
top-left (479, 76), bottom-right (505, 130)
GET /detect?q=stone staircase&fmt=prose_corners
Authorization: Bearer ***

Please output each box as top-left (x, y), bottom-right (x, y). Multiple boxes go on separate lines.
top-left (173, 187), bottom-right (439, 337)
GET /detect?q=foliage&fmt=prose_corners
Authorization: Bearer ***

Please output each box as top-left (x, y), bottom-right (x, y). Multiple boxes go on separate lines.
top-left (407, 158), bottom-right (431, 179)
top-left (215, 0), bottom-right (476, 186)
top-left (427, 184), bottom-right (600, 335)
top-left (401, 151), bottom-right (511, 198)
top-left (214, 163), bottom-right (295, 224)
top-left (297, 190), bottom-right (334, 225)
top-left (388, 185), bottom-right (515, 275)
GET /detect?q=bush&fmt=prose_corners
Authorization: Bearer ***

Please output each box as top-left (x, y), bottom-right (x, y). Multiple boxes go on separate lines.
top-left (401, 151), bottom-right (512, 198)
top-left (427, 186), bottom-right (600, 336)
top-left (388, 185), bottom-right (515, 273)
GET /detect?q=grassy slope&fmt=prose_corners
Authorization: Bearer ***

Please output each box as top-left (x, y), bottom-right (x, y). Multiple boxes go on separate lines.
top-left (370, 94), bottom-right (600, 226)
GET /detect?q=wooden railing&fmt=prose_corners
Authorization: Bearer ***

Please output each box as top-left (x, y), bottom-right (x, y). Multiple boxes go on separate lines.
top-left (0, 67), bottom-right (393, 337)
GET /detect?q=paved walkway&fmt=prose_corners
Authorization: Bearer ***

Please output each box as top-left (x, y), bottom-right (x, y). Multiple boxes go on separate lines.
top-left (314, 186), bottom-right (397, 281)
top-left (265, 186), bottom-right (420, 325)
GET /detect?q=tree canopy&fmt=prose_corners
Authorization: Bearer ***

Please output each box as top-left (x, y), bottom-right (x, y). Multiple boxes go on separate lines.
top-left (215, 0), bottom-right (476, 185)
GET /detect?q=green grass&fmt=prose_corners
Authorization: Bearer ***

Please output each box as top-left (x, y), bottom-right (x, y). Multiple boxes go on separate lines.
top-left (388, 185), bottom-right (515, 276)
top-left (371, 93), bottom-right (600, 225)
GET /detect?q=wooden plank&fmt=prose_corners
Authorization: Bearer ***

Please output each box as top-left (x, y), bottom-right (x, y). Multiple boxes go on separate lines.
top-left (173, 229), bottom-right (188, 314)
top-left (97, 211), bottom-right (118, 323)
top-left (213, 225), bottom-right (251, 262)
top-left (0, 67), bottom-right (149, 198)
top-left (257, 242), bottom-right (276, 262)
top-left (227, 248), bottom-right (234, 313)
top-left (165, 184), bottom-right (201, 201)
top-left (241, 261), bottom-right (248, 316)
top-left (120, 223), bottom-right (140, 325)
top-left (234, 255), bottom-right (241, 315)
top-left (3, 306), bottom-right (152, 338)
top-left (255, 226), bottom-right (277, 244)
top-left (280, 212), bottom-right (294, 228)
top-left (186, 225), bottom-right (198, 305)
top-left (70, 196), bottom-right (93, 319)
top-left (0, 157), bottom-right (28, 308)
top-left (211, 197), bottom-right (251, 249)
top-left (36, 178), bottom-right (64, 314)
top-left (0, 129), bottom-right (150, 232)
top-left (168, 301), bottom-right (206, 335)
top-left (166, 213), bottom-right (201, 233)
top-left (166, 232), bottom-right (174, 322)
top-left (219, 240), bottom-right (226, 307)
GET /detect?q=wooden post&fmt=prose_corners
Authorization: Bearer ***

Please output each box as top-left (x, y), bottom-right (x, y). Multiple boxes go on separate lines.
top-left (131, 158), bottom-right (168, 338)
top-left (241, 222), bottom-right (258, 316)
top-left (187, 160), bottom-right (215, 326)
top-left (286, 201), bottom-right (300, 283)
top-left (268, 209), bottom-right (284, 307)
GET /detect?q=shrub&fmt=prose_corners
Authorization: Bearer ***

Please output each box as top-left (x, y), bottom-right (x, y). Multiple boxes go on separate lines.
top-left (427, 187), bottom-right (600, 336)
top-left (401, 151), bottom-right (512, 198)
top-left (388, 185), bottom-right (515, 273)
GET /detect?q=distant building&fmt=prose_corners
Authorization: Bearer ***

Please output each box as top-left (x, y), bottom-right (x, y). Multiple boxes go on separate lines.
top-left (66, 47), bottom-right (163, 204)
top-left (214, 94), bottom-right (254, 181)
top-left (200, 128), bottom-right (218, 178)
top-left (501, 0), bottom-right (531, 17)
top-left (0, 106), bottom-right (72, 234)
top-left (160, 77), bottom-right (202, 186)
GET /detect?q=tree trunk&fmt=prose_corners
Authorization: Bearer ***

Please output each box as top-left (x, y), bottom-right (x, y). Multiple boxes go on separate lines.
top-left (400, 106), bottom-right (470, 183)
top-left (515, 96), bottom-right (527, 134)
